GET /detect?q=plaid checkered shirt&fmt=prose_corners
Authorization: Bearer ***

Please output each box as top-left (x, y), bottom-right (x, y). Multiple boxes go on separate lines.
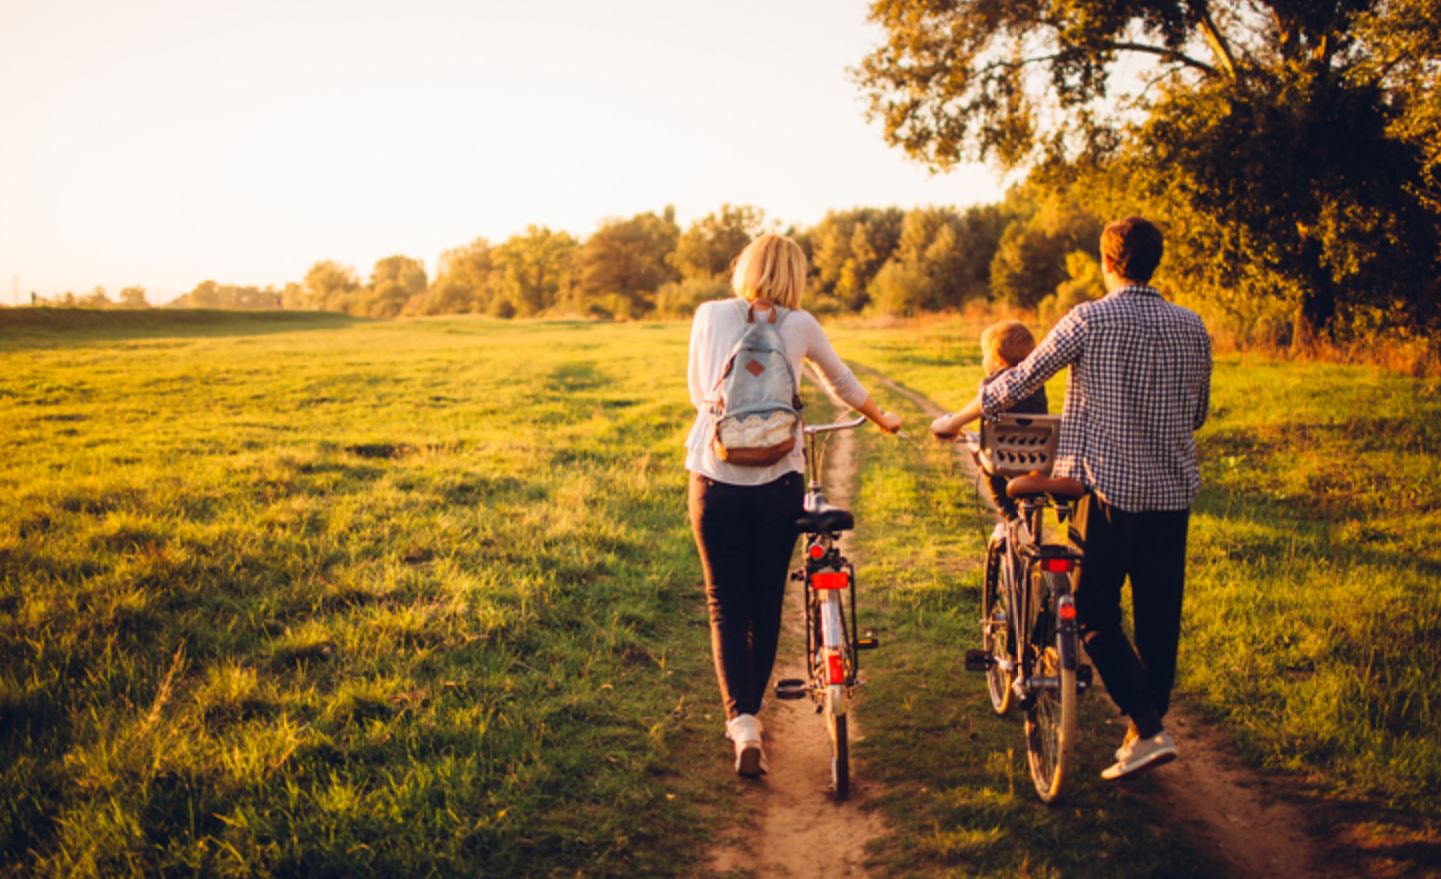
top-left (981, 285), bottom-right (1212, 512)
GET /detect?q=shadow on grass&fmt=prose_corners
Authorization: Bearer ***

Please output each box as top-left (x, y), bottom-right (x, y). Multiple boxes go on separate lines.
top-left (0, 308), bottom-right (361, 348)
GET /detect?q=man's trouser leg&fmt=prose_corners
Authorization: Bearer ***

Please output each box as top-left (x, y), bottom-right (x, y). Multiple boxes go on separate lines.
top-left (1070, 494), bottom-right (1164, 737)
top-left (1129, 508), bottom-right (1189, 719)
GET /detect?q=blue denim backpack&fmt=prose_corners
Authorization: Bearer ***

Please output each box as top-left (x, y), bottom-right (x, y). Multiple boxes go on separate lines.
top-left (709, 303), bottom-right (803, 466)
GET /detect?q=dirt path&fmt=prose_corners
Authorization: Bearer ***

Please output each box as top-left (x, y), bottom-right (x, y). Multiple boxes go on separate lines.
top-left (706, 422), bottom-right (889, 878)
top-left (856, 365), bottom-right (1344, 879)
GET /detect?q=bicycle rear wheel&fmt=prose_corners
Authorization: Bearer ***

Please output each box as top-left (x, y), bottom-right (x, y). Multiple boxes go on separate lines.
top-left (816, 589), bottom-right (852, 801)
top-left (1024, 571), bottom-right (1077, 803)
top-left (982, 538), bottom-right (1014, 715)
top-left (827, 693), bottom-right (849, 800)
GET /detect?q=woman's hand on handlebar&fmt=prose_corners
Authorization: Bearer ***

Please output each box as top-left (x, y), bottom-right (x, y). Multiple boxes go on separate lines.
top-left (854, 394), bottom-right (901, 435)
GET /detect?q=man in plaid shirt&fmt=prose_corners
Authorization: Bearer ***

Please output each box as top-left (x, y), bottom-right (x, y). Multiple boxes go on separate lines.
top-left (932, 216), bottom-right (1212, 780)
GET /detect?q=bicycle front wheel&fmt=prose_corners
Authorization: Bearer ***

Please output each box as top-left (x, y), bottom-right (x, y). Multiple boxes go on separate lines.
top-left (982, 537), bottom-right (1014, 715)
top-left (1024, 572), bottom-right (1078, 803)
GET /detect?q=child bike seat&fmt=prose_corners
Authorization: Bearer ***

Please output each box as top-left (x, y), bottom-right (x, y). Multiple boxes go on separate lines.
top-left (795, 503), bottom-right (854, 533)
top-left (1006, 474), bottom-right (1086, 500)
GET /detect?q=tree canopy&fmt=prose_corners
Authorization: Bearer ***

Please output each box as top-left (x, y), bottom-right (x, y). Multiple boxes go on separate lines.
top-left (856, 0), bottom-right (1441, 344)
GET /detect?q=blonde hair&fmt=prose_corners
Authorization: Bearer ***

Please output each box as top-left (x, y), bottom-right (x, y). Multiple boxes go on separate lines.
top-left (981, 321), bottom-right (1037, 370)
top-left (731, 233), bottom-right (806, 309)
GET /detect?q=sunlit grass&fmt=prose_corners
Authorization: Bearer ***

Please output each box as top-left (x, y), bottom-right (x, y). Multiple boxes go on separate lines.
top-left (831, 315), bottom-right (1441, 870)
top-left (3, 309), bottom-right (1436, 876)
top-left (0, 312), bottom-right (722, 877)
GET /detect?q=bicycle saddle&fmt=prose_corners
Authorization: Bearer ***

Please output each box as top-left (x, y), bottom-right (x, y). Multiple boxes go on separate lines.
top-left (1007, 473), bottom-right (1086, 500)
top-left (795, 502), bottom-right (854, 533)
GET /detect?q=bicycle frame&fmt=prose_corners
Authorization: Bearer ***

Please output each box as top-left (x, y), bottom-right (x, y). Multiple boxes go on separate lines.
top-left (774, 415), bottom-right (873, 799)
top-left (960, 425), bottom-right (1088, 802)
top-left (802, 415), bottom-right (866, 686)
top-left (800, 416), bottom-right (866, 696)
top-left (1002, 497), bottom-right (1084, 701)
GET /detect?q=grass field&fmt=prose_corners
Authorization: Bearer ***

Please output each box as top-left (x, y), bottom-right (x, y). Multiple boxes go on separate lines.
top-left (3, 308), bottom-right (1438, 876)
top-left (828, 317), bottom-right (1441, 873)
top-left (1, 311), bottom-right (725, 876)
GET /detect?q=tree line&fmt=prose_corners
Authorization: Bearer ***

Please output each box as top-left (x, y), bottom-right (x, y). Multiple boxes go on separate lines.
top-left (35, 0), bottom-right (1439, 355)
top-left (104, 196), bottom-right (1099, 323)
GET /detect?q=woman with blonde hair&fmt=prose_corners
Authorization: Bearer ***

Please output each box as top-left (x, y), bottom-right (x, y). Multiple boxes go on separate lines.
top-left (685, 232), bottom-right (900, 777)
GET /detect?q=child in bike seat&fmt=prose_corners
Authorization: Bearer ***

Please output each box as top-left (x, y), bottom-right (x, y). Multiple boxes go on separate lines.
top-left (979, 321), bottom-right (1048, 522)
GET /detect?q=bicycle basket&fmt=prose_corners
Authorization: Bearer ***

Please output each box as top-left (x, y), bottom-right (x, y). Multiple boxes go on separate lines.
top-left (978, 414), bottom-right (1061, 477)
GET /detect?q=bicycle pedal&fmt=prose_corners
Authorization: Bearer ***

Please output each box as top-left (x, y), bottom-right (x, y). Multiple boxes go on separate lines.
top-left (856, 636), bottom-right (880, 650)
top-left (774, 678), bottom-right (808, 700)
top-left (964, 649), bottom-right (993, 672)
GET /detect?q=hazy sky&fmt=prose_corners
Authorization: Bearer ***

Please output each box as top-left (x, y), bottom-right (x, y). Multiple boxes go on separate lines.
top-left (0, 0), bottom-right (1006, 303)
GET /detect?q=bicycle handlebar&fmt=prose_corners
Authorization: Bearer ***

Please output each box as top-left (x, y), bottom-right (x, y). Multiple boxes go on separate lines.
top-left (804, 415), bottom-right (867, 435)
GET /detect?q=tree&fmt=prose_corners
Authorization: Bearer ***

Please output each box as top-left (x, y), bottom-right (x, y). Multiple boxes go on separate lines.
top-left (491, 226), bottom-right (578, 317)
top-left (170, 281), bottom-right (280, 309)
top-left (279, 283), bottom-right (306, 310)
top-left (671, 204), bottom-right (767, 281)
top-left (118, 286), bottom-right (148, 308)
top-left (363, 255), bottom-right (427, 318)
top-left (1038, 250), bottom-right (1105, 327)
top-left (303, 261), bottom-right (363, 313)
top-left (176, 281), bottom-right (223, 308)
top-left (1352, 0), bottom-right (1441, 212)
top-left (80, 286), bottom-right (111, 308)
top-left (410, 237), bottom-right (496, 316)
top-left (577, 208), bottom-right (680, 318)
top-left (988, 185), bottom-right (1102, 309)
top-left (654, 277), bottom-right (730, 319)
top-left (869, 208), bottom-right (956, 314)
top-left (809, 208), bottom-right (904, 310)
top-left (856, 0), bottom-right (1441, 344)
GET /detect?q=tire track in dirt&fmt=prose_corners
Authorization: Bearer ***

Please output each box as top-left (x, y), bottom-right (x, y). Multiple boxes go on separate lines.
top-left (854, 363), bottom-right (1344, 879)
top-left (706, 420), bottom-right (889, 878)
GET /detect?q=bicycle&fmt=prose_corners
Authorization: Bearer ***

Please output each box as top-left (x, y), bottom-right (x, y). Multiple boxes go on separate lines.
top-left (955, 414), bottom-right (1092, 803)
top-left (773, 415), bottom-right (879, 801)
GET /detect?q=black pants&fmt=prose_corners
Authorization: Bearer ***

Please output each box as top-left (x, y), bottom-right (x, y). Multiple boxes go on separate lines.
top-left (688, 471), bottom-right (803, 720)
top-left (1069, 494), bottom-right (1190, 739)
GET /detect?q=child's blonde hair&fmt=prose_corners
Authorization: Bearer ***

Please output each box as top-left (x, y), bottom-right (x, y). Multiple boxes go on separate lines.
top-left (731, 233), bottom-right (806, 309)
top-left (981, 321), bottom-right (1037, 370)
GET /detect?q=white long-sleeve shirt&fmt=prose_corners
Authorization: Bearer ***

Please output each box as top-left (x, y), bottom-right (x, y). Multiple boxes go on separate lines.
top-left (685, 297), bottom-right (869, 485)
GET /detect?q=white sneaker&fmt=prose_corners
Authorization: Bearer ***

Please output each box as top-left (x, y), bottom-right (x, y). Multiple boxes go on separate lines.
top-left (1114, 724), bottom-right (1141, 762)
top-left (1101, 730), bottom-right (1177, 780)
top-left (724, 713), bottom-right (763, 741)
top-left (725, 714), bottom-right (766, 777)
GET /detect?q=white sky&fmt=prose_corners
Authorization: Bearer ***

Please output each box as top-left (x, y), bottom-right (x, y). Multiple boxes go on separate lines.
top-left (0, 0), bottom-right (1006, 303)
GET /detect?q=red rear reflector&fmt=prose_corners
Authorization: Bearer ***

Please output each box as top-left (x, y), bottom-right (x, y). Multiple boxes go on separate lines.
top-left (1042, 558), bottom-right (1074, 573)
top-left (826, 651), bottom-right (845, 684)
top-left (1058, 601), bottom-right (1077, 621)
top-left (812, 571), bottom-right (849, 590)
top-left (808, 544), bottom-right (825, 559)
